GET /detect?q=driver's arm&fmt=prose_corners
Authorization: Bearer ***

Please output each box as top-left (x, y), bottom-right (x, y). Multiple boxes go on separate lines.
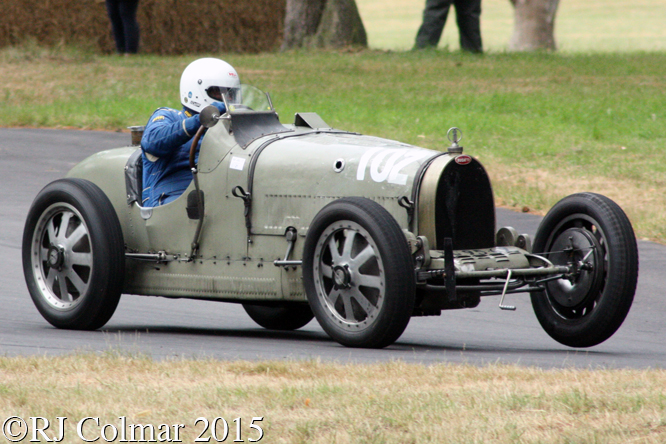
top-left (141, 108), bottom-right (201, 158)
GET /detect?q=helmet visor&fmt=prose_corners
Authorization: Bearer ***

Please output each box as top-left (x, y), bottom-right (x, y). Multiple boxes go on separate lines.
top-left (206, 86), bottom-right (241, 105)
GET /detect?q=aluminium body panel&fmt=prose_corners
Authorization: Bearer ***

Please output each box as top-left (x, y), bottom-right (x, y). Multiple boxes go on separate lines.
top-left (63, 118), bottom-right (491, 302)
top-left (249, 131), bottom-right (439, 238)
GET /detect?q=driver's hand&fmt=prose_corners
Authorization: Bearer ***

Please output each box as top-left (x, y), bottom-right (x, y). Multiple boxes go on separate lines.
top-left (212, 101), bottom-right (227, 114)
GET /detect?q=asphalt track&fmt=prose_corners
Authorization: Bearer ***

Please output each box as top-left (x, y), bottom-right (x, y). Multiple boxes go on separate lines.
top-left (1, 128), bottom-right (665, 368)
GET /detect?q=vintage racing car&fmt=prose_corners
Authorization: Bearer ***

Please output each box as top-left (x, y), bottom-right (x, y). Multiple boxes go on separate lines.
top-left (22, 86), bottom-right (639, 348)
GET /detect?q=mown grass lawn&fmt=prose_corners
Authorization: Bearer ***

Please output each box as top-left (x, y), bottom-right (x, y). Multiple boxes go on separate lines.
top-left (357, 0), bottom-right (666, 52)
top-left (1, 354), bottom-right (666, 444)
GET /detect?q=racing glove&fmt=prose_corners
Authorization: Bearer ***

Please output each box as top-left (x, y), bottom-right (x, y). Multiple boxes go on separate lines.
top-left (183, 114), bottom-right (201, 136)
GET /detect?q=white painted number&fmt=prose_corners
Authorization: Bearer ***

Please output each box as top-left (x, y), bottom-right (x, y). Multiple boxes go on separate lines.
top-left (357, 148), bottom-right (431, 185)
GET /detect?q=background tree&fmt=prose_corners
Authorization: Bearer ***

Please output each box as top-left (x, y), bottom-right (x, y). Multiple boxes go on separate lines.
top-left (281, 0), bottom-right (367, 50)
top-left (508, 0), bottom-right (560, 51)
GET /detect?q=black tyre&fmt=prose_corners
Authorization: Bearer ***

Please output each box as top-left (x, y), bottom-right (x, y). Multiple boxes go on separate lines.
top-left (243, 303), bottom-right (314, 330)
top-left (303, 197), bottom-right (416, 348)
top-left (22, 179), bottom-right (125, 330)
top-left (531, 193), bottom-right (638, 347)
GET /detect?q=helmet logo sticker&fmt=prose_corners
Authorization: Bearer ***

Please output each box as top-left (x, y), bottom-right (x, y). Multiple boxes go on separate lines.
top-left (197, 79), bottom-right (202, 84)
top-left (455, 155), bottom-right (472, 165)
top-left (188, 92), bottom-right (192, 98)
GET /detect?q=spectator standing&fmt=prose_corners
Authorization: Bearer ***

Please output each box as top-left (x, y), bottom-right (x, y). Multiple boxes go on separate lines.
top-left (105, 0), bottom-right (141, 54)
top-left (414, 0), bottom-right (483, 53)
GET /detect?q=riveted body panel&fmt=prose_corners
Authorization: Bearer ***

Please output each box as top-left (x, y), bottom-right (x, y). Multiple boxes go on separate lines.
top-left (66, 114), bottom-right (449, 301)
top-left (66, 105), bottom-right (502, 303)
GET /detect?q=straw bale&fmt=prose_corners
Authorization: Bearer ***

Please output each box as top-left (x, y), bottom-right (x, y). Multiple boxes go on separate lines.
top-left (0, 0), bottom-right (285, 54)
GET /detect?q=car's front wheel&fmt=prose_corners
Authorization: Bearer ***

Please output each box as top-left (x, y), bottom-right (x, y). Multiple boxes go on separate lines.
top-left (303, 197), bottom-right (415, 348)
top-left (531, 193), bottom-right (638, 347)
top-left (22, 179), bottom-right (124, 330)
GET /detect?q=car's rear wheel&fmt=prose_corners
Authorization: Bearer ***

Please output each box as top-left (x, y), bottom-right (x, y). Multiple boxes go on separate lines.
top-left (22, 179), bottom-right (124, 330)
top-left (531, 193), bottom-right (638, 347)
top-left (303, 197), bottom-right (415, 348)
top-left (242, 304), bottom-right (314, 330)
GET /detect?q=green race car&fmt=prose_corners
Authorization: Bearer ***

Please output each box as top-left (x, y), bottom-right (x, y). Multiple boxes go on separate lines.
top-left (22, 87), bottom-right (638, 349)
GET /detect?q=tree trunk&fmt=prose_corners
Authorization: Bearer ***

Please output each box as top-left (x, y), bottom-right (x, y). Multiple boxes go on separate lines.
top-left (281, 0), bottom-right (326, 50)
top-left (281, 0), bottom-right (367, 50)
top-left (508, 0), bottom-right (560, 51)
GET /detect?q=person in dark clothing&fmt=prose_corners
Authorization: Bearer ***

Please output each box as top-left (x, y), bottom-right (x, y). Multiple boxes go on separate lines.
top-left (105, 0), bottom-right (141, 54)
top-left (414, 0), bottom-right (483, 53)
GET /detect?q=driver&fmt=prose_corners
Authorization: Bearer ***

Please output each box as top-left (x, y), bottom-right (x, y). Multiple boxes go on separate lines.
top-left (140, 58), bottom-right (241, 207)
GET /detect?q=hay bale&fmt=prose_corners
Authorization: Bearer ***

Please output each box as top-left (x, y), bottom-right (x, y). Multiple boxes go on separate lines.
top-left (0, 0), bottom-right (285, 54)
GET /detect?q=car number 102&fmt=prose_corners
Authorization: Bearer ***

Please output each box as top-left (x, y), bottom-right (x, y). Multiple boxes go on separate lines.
top-left (194, 417), bottom-right (264, 442)
top-left (356, 148), bottom-right (432, 185)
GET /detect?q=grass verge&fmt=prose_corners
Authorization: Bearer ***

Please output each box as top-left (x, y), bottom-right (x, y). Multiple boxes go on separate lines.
top-left (1, 354), bottom-right (666, 443)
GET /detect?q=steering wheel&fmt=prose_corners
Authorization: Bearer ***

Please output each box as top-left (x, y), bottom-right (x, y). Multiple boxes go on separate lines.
top-left (189, 126), bottom-right (206, 171)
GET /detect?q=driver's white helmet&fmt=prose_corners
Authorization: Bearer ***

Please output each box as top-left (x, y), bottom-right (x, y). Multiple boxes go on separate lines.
top-left (179, 58), bottom-right (241, 113)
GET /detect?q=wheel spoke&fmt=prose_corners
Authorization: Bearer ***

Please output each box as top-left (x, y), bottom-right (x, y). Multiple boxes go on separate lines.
top-left (327, 236), bottom-right (341, 263)
top-left (355, 274), bottom-right (382, 289)
top-left (340, 230), bottom-right (357, 262)
top-left (326, 288), bottom-right (342, 307)
top-left (46, 219), bottom-right (57, 244)
top-left (341, 293), bottom-right (355, 321)
top-left (69, 252), bottom-right (92, 267)
top-left (45, 267), bottom-right (57, 290)
top-left (64, 268), bottom-right (87, 295)
top-left (64, 224), bottom-right (87, 250)
top-left (351, 244), bottom-right (375, 268)
top-left (57, 212), bottom-right (73, 242)
top-left (320, 263), bottom-right (333, 279)
top-left (350, 287), bottom-right (376, 317)
top-left (58, 275), bottom-right (71, 301)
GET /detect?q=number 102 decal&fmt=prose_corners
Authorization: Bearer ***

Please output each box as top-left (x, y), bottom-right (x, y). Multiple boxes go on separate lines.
top-left (356, 148), bottom-right (432, 185)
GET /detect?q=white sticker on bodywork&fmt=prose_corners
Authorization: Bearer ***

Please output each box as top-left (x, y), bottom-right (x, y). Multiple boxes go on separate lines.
top-left (229, 156), bottom-right (246, 171)
top-left (357, 148), bottom-right (432, 185)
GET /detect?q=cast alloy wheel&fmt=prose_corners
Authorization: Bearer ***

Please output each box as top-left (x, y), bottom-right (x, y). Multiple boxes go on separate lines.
top-left (303, 197), bottom-right (415, 348)
top-left (22, 179), bottom-right (124, 330)
top-left (312, 220), bottom-right (385, 331)
top-left (30, 203), bottom-right (93, 310)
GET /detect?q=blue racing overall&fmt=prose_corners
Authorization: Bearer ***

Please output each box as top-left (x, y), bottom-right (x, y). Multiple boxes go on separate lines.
top-left (140, 107), bottom-right (203, 207)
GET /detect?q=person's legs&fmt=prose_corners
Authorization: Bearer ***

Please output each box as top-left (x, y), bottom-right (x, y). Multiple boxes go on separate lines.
top-left (414, 0), bottom-right (454, 49)
top-left (118, 0), bottom-right (140, 54)
top-left (105, 0), bottom-right (126, 53)
top-left (453, 0), bottom-right (482, 53)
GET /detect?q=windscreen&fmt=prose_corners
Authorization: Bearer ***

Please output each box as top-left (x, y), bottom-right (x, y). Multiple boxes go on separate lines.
top-left (227, 84), bottom-right (273, 113)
